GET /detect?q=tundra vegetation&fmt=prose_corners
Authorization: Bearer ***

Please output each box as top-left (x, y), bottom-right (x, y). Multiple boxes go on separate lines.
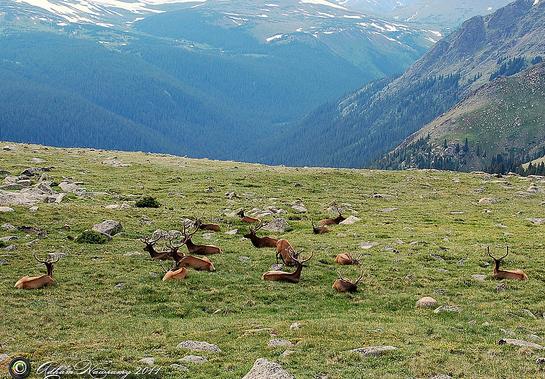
top-left (1, 143), bottom-right (545, 378)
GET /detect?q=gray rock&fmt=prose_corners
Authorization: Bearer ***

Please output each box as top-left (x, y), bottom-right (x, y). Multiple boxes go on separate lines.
top-left (416, 297), bottom-right (438, 308)
top-left (268, 339), bottom-right (293, 348)
top-left (270, 264), bottom-right (283, 271)
top-left (0, 207), bottom-right (14, 213)
top-left (0, 353), bottom-right (8, 362)
top-left (351, 346), bottom-right (397, 356)
top-left (290, 322), bottom-right (301, 331)
top-left (381, 207), bottom-right (398, 213)
top-left (4, 245), bottom-right (16, 251)
top-left (225, 229), bottom-right (239, 235)
top-left (169, 364), bottom-right (188, 371)
top-left (291, 201), bottom-right (307, 214)
top-left (139, 357), bottom-right (155, 366)
top-left (31, 158), bottom-right (46, 164)
top-left (478, 198), bottom-right (497, 205)
top-left (0, 236), bottom-right (17, 243)
top-left (102, 157), bottom-right (130, 167)
top-left (115, 283), bottom-right (125, 289)
top-left (430, 375), bottom-right (452, 379)
top-left (496, 283), bottom-right (507, 292)
top-left (262, 218), bottom-right (291, 233)
top-left (281, 350), bottom-right (295, 358)
top-left (242, 358), bottom-right (294, 379)
top-left (522, 309), bottom-right (537, 319)
top-left (340, 216), bottom-right (360, 225)
top-left (59, 181), bottom-right (87, 195)
top-left (498, 339), bottom-right (544, 350)
top-left (177, 340), bottom-right (221, 353)
top-left (471, 274), bottom-right (487, 281)
top-left (180, 355), bottom-right (207, 364)
top-left (537, 357), bottom-right (545, 365)
top-left (359, 242), bottom-right (378, 250)
top-left (93, 220), bottom-right (123, 236)
top-left (29, 206), bottom-right (38, 212)
top-left (0, 259), bottom-right (7, 265)
top-left (20, 167), bottom-right (50, 177)
top-left (239, 256), bottom-right (251, 263)
top-left (434, 305), bottom-right (461, 314)
top-left (528, 218), bottom-right (545, 225)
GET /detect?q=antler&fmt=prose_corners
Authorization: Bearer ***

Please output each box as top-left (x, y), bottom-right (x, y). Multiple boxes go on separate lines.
top-left (165, 230), bottom-right (184, 251)
top-left (33, 252), bottom-right (58, 264)
top-left (294, 252), bottom-right (313, 265)
top-left (254, 221), bottom-right (265, 232)
top-left (181, 219), bottom-right (200, 242)
top-left (487, 246), bottom-right (496, 261)
top-left (487, 246), bottom-right (509, 261)
top-left (331, 201), bottom-right (342, 216)
top-left (354, 270), bottom-right (364, 285)
top-left (499, 246), bottom-right (509, 261)
top-left (336, 270), bottom-right (346, 281)
top-left (140, 234), bottom-right (162, 245)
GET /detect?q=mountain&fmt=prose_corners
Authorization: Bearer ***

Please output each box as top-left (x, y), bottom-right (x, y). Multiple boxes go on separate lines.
top-left (265, 0), bottom-right (545, 168)
top-left (378, 62), bottom-right (545, 174)
top-left (0, 0), bottom-right (437, 160)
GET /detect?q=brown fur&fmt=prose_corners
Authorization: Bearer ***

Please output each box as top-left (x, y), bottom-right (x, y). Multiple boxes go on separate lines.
top-left (262, 253), bottom-right (313, 283)
top-left (488, 247), bottom-right (528, 281)
top-left (275, 239), bottom-right (298, 266)
top-left (178, 255), bottom-right (216, 271)
top-left (335, 253), bottom-right (360, 265)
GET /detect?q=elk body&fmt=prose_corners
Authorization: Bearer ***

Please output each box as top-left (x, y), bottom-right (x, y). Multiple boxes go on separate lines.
top-left (311, 221), bottom-right (330, 234)
top-left (319, 204), bottom-right (346, 226)
top-left (262, 253), bottom-right (313, 283)
top-left (182, 222), bottom-right (222, 255)
top-left (179, 255), bottom-right (216, 272)
top-left (15, 253), bottom-right (58, 290)
top-left (488, 247), bottom-right (528, 281)
top-left (275, 239), bottom-right (299, 266)
top-left (237, 210), bottom-right (260, 224)
top-left (162, 265), bottom-right (188, 281)
top-left (335, 253), bottom-right (360, 265)
top-left (197, 220), bottom-right (221, 232)
top-left (332, 271), bottom-right (363, 293)
top-left (244, 223), bottom-right (278, 248)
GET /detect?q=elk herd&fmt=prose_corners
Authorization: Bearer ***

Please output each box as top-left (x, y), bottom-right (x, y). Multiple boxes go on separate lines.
top-left (14, 203), bottom-right (529, 292)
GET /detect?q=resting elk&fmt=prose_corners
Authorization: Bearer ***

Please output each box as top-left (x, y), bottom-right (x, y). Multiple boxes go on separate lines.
top-left (140, 234), bottom-right (183, 263)
top-left (196, 219), bottom-right (221, 232)
top-left (332, 271), bottom-right (363, 293)
top-left (319, 203), bottom-right (346, 226)
top-left (488, 247), bottom-right (528, 281)
top-left (237, 210), bottom-right (260, 224)
top-left (275, 239), bottom-right (299, 266)
top-left (15, 253), bottom-right (59, 289)
top-left (243, 223), bottom-right (278, 248)
top-left (335, 253), bottom-right (360, 265)
top-left (311, 220), bottom-right (330, 235)
top-left (160, 261), bottom-right (188, 281)
top-left (262, 252), bottom-right (313, 283)
top-left (182, 222), bottom-right (222, 255)
top-left (178, 255), bottom-right (216, 272)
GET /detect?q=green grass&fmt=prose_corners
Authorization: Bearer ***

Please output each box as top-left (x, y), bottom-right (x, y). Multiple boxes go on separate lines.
top-left (1, 143), bottom-right (545, 378)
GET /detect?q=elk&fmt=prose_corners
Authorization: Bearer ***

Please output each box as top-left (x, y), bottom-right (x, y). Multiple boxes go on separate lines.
top-left (262, 252), bottom-right (313, 283)
top-left (319, 203), bottom-right (346, 226)
top-left (275, 239), bottom-right (299, 266)
top-left (243, 222), bottom-right (278, 248)
top-left (311, 220), bottom-right (330, 234)
top-left (237, 210), bottom-right (260, 223)
top-left (182, 222), bottom-right (222, 255)
top-left (332, 270), bottom-right (363, 293)
top-left (15, 253), bottom-right (59, 289)
top-left (160, 261), bottom-right (188, 281)
top-left (140, 234), bottom-right (184, 263)
top-left (335, 253), bottom-right (360, 265)
top-left (178, 255), bottom-right (216, 272)
top-left (487, 247), bottom-right (528, 281)
top-left (196, 219), bottom-right (221, 232)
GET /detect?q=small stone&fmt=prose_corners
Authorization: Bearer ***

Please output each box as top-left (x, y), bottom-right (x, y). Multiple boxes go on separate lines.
top-left (169, 364), bottom-right (188, 371)
top-left (115, 283), bottom-right (125, 289)
top-left (1, 223), bottom-right (16, 231)
top-left (351, 346), bottom-right (397, 356)
top-left (381, 207), bottom-right (398, 213)
top-left (242, 358), bottom-right (294, 379)
top-left (29, 206), bottom-right (38, 212)
top-left (523, 309), bottom-right (537, 319)
top-left (281, 350), bottom-right (295, 358)
top-left (528, 218), bottom-right (545, 225)
top-left (291, 202), bottom-right (307, 214)
top-left (0, 236), bottom-right (17, 243)
top-left (0, 353), bottom-right (8, 362)
top-left (4, 245), bottom-right (16, 251)
top-left (225, 229), bottom-right (239, 235)
top-left (359, 242), bottom-right (378, 250)
top-left (0, 207), bottom-right (14, 213)
top-left (289, 322), bottom-right (301, 331)
top-left (471, 274), bottom-right (487, 281)
top-left (180, 355), bottom-right (207, 364)
top-left (496, 283), bottom-right (507, 292)
top-left (434, 305), bottom-right (461, 314)
top-left (31, 158), bottom-right (46, 164)
top-left (139, 357), bottom-right (155, 366)
top-left (177, 340), bottom-right (221, 353)
top-left (0, 259), bottom-right (7, 265)
top-left (270, 263), bottom-right (283, 271)
top-left (430, 375), bottom-right (452, 379)
top-left (239, 256), bottom-right (251, 263)
top-left (498, 339), bottom-right (544, 350)
top-left (268, 339), bottom-right (293, 348)
top-left (537, 357), bottom-right (545, 365)
top-left (416, 297), bottom-right (438, 308)
top-left (478, 198), bottom-right (497, 205)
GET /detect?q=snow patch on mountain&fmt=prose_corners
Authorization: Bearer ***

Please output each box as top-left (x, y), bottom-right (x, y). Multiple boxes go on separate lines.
top-left (300, 0), bottom-right (347, 11)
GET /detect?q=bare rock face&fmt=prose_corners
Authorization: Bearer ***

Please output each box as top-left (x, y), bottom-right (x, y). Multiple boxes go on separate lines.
top-left (416, 297), bottom-right (438, 308)
top-left (242, 358), bottom-right (294, 379)
top-left (92, 220), bottom-right (123, 237)
top-left (177, 340), bottom-right (221, 353)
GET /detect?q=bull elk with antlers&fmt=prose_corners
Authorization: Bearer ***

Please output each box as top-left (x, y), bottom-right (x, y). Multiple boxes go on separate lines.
top-left (244, 222), bottom-right (278, 248)
top-left (488, 247), bottom-right (528, 281)
top-left (275, 239), bottom-right (299, 266)
top-left (15, 253), bottom-right (59, 289)
top-left (196, 219), bottom-right (221, 232)
top-left (262, 252), bottom-right (313, 283)
top-left (237, 210), bottom-right (260, 224)
top-left (311, 220), bottom-right (330, 234)
top-left (140, 234), bottom-right (184, 263)
top-left (335, 253), bottom-right (360, 265)
top-left (319, 203), bottom-right (346, 226)
top-left (333, 270), bottom-right (363, 293)
top-left (182, 222), bottom-right (222, 255)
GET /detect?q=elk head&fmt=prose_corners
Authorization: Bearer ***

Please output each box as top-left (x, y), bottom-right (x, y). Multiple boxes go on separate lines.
top-left (333, 270), bottom-right (363, 293)
top-left (311, 220), bottom-right (329, 234)
top-left (262, 252), bottom-right (314, 283)
top-left (487, 246), bottom-right (528, 281)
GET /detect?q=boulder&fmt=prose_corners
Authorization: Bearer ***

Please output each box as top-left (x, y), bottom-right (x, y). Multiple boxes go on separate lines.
top-left (351, 346), bottom-right (397, 356)
top-left (93, 220), bottom-right (123, 237)
top-left (180, 355), bottom-right (207, 364)
top-left (0, 207), bottom-right (14, 213)
top-left (340, 216), bottom-right (360, 225)
top-left (498, 339), bottom-right (544, 350)
top-left (416, 297), bottom-right (438, 308)
top-left (268, 339), bottom-right (293, 348)
top-left (434, 305), bottom-right (461, 314)
top-left (242, 358), bottom-right (294, 379)
top-left (262, 218), bottom-right (291, 233)
top-left (139, 357), bottom-right (155, 366)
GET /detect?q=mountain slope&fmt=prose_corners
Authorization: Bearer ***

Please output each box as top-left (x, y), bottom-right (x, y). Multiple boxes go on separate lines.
top-left (265, 0), bottom-right (545, 168)
top-left (378, 63), bottom-right (545, 173)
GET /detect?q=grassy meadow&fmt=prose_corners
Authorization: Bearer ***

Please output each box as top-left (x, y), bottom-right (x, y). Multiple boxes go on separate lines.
top-left (1, 143), bottom-right (545, 378)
